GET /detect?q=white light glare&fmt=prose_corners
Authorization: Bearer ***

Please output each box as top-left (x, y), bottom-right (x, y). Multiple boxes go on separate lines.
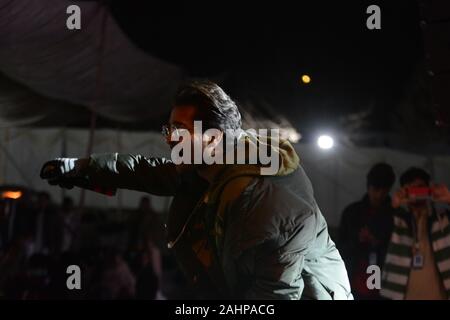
top-left (317, 135), bottom-right (334, 150)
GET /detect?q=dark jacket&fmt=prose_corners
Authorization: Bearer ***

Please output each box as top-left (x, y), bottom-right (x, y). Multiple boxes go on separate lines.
top-left (80, 139), bottom-right (352, 300)
top-left (338, 195), bottom-right (394, 298)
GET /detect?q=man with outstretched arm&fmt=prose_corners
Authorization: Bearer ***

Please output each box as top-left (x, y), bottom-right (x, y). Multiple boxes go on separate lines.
top-left (40, 81), bottom-right (352, 300)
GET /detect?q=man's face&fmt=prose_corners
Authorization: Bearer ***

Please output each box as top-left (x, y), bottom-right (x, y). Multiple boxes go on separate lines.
top-left (166, 105), bottom-right (210, 174)
top-left (367, 186), bottom-right (390, 208)
top-left (403, 178), bottom-right (429, 209)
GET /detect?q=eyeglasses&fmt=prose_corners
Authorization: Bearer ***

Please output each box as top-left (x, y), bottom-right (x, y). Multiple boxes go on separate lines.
top-left (161, 124), bottom-right (189, 138)
top-left (161, 124), bottom-right (173, 138)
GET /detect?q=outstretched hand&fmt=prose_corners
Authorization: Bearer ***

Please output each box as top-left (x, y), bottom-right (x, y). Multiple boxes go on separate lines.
top-left (40, 158), bottom-right (82, 189)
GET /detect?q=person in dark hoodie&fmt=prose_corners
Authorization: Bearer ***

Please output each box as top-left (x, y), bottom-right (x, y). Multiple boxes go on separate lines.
top-left (338, 163), bottom-right (395, 299)
top-left (40, 81), bottom-right (352, 300)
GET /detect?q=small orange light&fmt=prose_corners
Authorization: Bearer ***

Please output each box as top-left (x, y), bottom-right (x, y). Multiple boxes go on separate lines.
top-left (301, 74), bottom-right (311, 84)
top-left (2, 191), bottom-right (22, 200)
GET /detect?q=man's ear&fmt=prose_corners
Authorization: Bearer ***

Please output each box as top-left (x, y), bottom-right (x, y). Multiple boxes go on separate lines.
top-left (202, 130), bottom-right (224, 161)
top-left (204, 129), bottom-right (223, 147)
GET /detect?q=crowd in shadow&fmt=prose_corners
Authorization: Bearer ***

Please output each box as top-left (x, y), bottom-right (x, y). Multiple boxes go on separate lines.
top-left (338, 164), bottom-right (450, 300)
top-left (1, 163), bottom-right (449, 300)
top-left (0, 194), bottom-right (191, 300)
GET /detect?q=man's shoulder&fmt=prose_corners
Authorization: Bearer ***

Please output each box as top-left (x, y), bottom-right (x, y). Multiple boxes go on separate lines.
top-left (222, 173), bottom-right (317, 236)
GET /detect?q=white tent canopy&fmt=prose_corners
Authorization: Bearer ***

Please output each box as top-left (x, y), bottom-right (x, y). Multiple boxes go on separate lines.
top-left (0, 0), bottom-right (182, 126)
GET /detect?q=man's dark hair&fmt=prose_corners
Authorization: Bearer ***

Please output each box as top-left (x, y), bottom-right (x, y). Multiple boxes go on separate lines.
top-left (400, 167), bottom-right (431, 186)
top-left (367, 162), bottom-right (395, 188)
top-left (173, 80), bottom-right (242, 132)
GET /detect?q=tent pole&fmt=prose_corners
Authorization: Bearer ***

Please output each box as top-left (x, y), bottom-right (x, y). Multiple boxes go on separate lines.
top-left (78, 4), bottom-right (108, 211)
top-left (78, 112), bottom-right (97, 210)
top-left (116, 128), bottom-right (123, 217)
top-left (61, 127), bottom-right (67, 203)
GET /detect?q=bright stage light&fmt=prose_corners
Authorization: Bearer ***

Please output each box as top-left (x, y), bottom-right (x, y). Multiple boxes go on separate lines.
top-left (301, 74), bottom-right (311, 84)
top-left (317, 135), bottom-right (334, 150)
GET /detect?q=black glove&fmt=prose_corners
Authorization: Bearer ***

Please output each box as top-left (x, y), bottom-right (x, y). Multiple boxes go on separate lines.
top-left (40, 158), bottom-right (83, 189)
top-left (40, 158), bottom-right (116, 196)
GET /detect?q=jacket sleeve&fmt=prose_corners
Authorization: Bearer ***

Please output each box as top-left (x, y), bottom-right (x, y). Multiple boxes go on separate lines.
top-left (84, 153), bottom-right (180, 196)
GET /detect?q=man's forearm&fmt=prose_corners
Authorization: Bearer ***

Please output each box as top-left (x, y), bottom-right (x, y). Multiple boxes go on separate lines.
top-left (84, 153), bottom-right (179, 196)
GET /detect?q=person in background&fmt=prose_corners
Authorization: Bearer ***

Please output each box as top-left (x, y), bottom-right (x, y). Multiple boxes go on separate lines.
top-left (31, 192), bottom-right (58, 256)
top-left (127, 196), bottom-right (165, 297)
top-left (97, 250), bottom-right (136, 300)
top-left (134, 250), bottom-right (159, 300)
top-left (57, 197), bottom-right (80, 253)
top-left (127, 197), bottom-right (165, 252)
top-left (381, 167), bottom-right (450, 300)
top-left (339, 163), bottom-right (396, 299)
